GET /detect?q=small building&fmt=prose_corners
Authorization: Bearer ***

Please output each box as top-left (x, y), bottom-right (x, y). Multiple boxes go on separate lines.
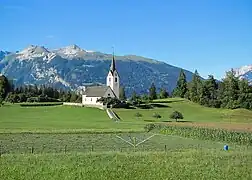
top-left (82, 53), bottom-right (120, 108)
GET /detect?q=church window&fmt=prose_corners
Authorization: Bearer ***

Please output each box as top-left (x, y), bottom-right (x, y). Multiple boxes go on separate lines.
top-left (108, 93), bottom-right (110, 96)
top-left (91, 98), bottom-right (92, 101)
top-left (115, 77), bottom-right (117, 82)
top-left (109, 78), bottom-right (111, 82)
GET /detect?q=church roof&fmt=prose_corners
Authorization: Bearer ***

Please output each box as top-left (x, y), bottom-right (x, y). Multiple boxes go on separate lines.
top-left (83, 85), bottom-right (115, 97)
top-left (110, 55), bottom-right (116, 72)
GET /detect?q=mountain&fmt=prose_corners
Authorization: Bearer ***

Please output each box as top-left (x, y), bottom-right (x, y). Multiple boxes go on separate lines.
top-left (233, 65), bottom-right (252, 83)
top-left (0, 51), bottom-right (10, 61)
top-left (0, 45), bottom-right (196, 96)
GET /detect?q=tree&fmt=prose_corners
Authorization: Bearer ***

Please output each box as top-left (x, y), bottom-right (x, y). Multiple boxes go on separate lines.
top-left (173, 69), bottom-right (188, 98)
top-left (70, 92), bottom-right (78, 102)
top-left (130, 91), bottom-right (138, 101)
top-left (152, 112), bottom-right (161, 119)
top-left (237, 79), bottom-right (252, 109)
top-left (119, 86), bottom-right (126, 101)
top-left (159, 88), bottom-right (169, 99)
top-left (0, 75), bottom-right (11, 100)
top-left (189, 70), bottom-right (202, 103)
top-left (170, 111), bottom-right (184, 121)
top-left (97, 97), bottom-right (121, 107)
top-left (199, 75), bottom-right (219, 107)
top-left (135, 112), bottom-right (143, 119)
top-left (149, 83), bottom-right (157, 100)
top-left (220, 69), bottom-right (239, 109)
top-left (0, 96), bottom-right (3, 106)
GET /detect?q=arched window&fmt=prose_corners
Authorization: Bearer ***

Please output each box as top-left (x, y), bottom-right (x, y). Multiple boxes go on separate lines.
top-left (115, 77), bottom-right (117, 82)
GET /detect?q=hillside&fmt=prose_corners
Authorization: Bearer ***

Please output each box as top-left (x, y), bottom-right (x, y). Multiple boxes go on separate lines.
top-left (0, 45), bottom-right (195, 96)
top-left (1, 98), bottom-right (252, 133)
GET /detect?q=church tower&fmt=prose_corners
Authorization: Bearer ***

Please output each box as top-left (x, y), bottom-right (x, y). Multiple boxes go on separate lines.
top-left (106, 51), bottom-right (120, 98)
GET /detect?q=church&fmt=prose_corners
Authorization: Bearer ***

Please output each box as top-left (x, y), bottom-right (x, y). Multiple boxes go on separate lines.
top-left (82, 54), bottom-right (120, 108)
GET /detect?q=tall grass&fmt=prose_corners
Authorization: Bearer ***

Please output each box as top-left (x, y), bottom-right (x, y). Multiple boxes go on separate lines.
top-left (160, 125), bottom-right (252, 145)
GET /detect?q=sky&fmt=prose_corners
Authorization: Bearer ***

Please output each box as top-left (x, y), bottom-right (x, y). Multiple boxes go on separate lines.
top-left (0, 0), bottom-right (251, 79)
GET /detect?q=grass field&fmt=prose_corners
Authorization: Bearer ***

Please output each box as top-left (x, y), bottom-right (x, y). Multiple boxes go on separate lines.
top-left (0, 105), bottom-right (146, 133)
top-left (1, 98), bottom-right (252, 179)
top-left (3, 132), bottom-right (246, 154)
top-left (1, 150), bottom-right (252, 180)
top-left (1, 98), bottom-right (252, 133)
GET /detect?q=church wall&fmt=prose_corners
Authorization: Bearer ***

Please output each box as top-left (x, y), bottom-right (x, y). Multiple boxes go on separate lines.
top-left (82, 95), bottom-right (103, 106)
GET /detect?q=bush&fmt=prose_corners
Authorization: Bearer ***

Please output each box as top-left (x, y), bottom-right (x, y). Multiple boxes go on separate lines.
top-left (144, 124), bottom-right (156, 132)
top-left (170, 111), bottom-right (183, 121)
top-left (135, 112), bottom-right (143, 118)
top-left (152, 112), bottom-right (161, 119)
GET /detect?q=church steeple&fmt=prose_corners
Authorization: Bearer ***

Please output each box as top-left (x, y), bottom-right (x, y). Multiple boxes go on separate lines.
top-left (106, 47), bottom-right (120, 98)
top-left (110, 48), bottom-right (116, 72)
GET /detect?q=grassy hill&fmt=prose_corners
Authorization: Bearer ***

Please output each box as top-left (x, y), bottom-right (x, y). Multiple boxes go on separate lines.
top-left (1, 98), bottom-right (252, 133)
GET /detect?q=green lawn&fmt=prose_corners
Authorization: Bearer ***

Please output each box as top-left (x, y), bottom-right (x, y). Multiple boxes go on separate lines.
top-left (1, 98), bottom-right (252, 133)
top-left (0, 105), bottom-right (147, 133)
top-left (115, 98), bottom-right (252, 123)
top-left (1, 150), bottom-right (252, 180)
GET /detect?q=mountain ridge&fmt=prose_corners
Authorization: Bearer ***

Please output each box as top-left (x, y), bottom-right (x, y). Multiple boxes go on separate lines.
top-left (0, 45), bottom-right (195, 96)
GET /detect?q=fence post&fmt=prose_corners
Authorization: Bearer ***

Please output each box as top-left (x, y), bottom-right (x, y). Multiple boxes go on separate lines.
top-left (31, 146), bottom-right (34, 154)
top-left (0, 145), bottom-right (2, 157)
top-left (91, 145), bottom-right (94, 152)
top-left (164, 145), bottom-right (167, 152)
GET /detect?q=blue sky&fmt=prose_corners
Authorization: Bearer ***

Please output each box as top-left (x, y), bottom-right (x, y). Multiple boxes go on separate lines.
top-left (0, 0), bottom-right (251, 79)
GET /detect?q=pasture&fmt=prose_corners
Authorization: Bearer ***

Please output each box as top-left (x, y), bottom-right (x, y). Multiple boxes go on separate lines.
top-left (1, 98), bottom-right (252, 179)
top-left (1, 98), bottom-right (252, 133)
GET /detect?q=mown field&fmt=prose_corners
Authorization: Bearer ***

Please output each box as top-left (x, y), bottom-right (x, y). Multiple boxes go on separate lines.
top-left (1, 98), bottom-right (252, 133)
top-left (1, 150), bottom-right (252, 180)
top-left (1, 98), bottom-right (252, 179)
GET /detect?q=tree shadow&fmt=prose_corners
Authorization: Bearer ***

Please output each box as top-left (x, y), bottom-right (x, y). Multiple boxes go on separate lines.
top-left (144, 119), bottom-right (156, 122)
top-left (150, 103), bottom-right (171, 108)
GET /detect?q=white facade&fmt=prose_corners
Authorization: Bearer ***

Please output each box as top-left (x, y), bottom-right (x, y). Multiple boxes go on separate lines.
top-left (106, 70), bottom-right (120, 98)
top-left (82, 95), bottom-right (103, 106)
top-left (82, 87), bottom-right (116, 107)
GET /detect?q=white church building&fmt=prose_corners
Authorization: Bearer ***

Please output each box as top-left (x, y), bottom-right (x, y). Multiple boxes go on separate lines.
top-left (82, 54), bottom-right (120, 108)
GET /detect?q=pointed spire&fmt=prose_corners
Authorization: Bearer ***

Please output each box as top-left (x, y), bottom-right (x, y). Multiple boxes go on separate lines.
top-left (110, 46), bottom-right (116, 72)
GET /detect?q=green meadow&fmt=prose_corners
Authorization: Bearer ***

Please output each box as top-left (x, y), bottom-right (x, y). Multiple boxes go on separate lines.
top-left (1, 98), bottom-right (252, 179)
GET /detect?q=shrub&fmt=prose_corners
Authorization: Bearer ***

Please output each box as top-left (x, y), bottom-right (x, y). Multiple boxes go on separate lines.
top-left (135, 112), bottom-right (143, 118)
top-left (170, 111), bottom-right (183, 121)
top-left (144, 124), bottom-right (156, 132)
top-left (152, 112), bottom-right (161, 119)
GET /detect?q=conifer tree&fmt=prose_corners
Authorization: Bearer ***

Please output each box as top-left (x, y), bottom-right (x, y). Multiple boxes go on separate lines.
top-left (189, 70), bottom-right (202, 103)
top-left (149, 82), bottom-right (157, 100)
top-left (221, 69), bottom-right (239, 109)
top-left (173, 69), bottom-right (188, 98)
top-left (159, 88), bottom-right (169, 99)
top-left (119, 86), bottom-right (126, 101)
